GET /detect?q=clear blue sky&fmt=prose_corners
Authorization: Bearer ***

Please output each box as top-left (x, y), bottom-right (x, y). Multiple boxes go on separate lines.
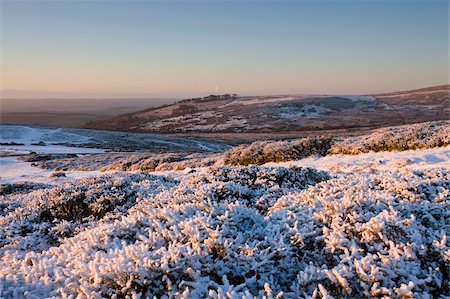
top-left (1, 0), bottom-right (448, 98)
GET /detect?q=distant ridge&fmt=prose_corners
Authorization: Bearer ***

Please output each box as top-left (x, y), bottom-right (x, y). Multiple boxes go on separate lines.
top-left (83, 85), bottom-right (449, 136)
top-left (372, 84), bottom-right (449, 96)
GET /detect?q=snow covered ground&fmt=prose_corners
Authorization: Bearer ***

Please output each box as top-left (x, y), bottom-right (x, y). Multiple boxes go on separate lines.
top-left (0, 156), bottom-right (106, 184)
top-left (0, 123), bottom-right (448, 298)
top-left (0, 125), bottom-right (105, 154)
top-left (267, 145), bottom-right (450, 173)
top-left (340, 95), bottom-right (377, 103)
top-left (279, 104), bottom-right (332, 119)
top-left (0, 124), bottom-right (229, 153)
top-left (142, 113), bottom-right (249, 132)
top-left (0, 125), bottom-right (107, 184)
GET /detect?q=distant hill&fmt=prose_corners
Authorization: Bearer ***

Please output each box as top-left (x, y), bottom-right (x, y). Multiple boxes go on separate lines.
top-left (83, 85), bottom-right (449, 135)
top-left (0, 98), bottom-right (176, 128)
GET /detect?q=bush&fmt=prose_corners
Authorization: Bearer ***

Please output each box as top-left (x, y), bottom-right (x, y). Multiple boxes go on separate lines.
top-left (222, 121), bottom-right (449, 166)
top-left (330, 121), bottom-right (450, 155)
top-left (1, 165), bottom-right (448, 297)
top-left (0, 173), bottom-right (176, 254)
top-left (222, 136), bottom-right (333, 166)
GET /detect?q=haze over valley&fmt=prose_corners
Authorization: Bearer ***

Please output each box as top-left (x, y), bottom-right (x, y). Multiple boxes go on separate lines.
top-left (0, 98), bottom-right (177, 127)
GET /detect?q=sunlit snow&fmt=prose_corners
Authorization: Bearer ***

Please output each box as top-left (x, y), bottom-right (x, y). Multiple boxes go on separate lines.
top-left (0, 122), bottom-right (448, 298)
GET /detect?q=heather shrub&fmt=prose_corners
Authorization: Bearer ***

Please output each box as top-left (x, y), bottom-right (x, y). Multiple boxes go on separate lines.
top-left (222, 136), bottom-right (333, 166)
top-left (0, 182), bottom-right (53, 196)
top-left (0, 173), bottom-right (176, 255)
top-left (330, 121), bottom-right (449, 155)
top-left (103, 153), bottom-right (184, 171)
top-left (222, 121), bottom-right (449, 167)
top-left (155, 153), bottom-right (221, 171)
top-left (1, 165), bottom-right (448, 297)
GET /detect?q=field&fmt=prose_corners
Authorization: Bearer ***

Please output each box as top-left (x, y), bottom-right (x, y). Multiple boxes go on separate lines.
top-left (0, 121), bottom-right (449, 298)
top-left (0, 98), bottom-right (175, 128)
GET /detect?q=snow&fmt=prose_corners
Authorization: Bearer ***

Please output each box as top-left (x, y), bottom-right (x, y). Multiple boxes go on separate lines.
top-left (214, 116), bottom-right (248, 130)
top-left (266, 145), bottom-right (450, 172)
top-left (0, 157), bottom-right (52, 183)
top-left (1, 124), bottom-right (227, 154)
top-left (0, 125), bottom-right (105, 183)
top-left (279, 104), bottom-right (331, 119)
top-left (0, 156), bottom-right (106, 184)
top-left (0, 125), bottom-right (105, 154)
top-left (142, 111), bottom-right (223, 131)
top-left (0, 144), bottom-right (104, 154)
top-left (340, 96), bottom-right (377, 103)
top-left (0, 122), bottom-right (449, 298)
top-left (1, 125), bottom-right (91, 145)
top-left (221, 95), bottom-right (316, 107)
top-left (222, 95), bottom-right (375, 108)
top-left (143, 114), bottom-right (248, 132)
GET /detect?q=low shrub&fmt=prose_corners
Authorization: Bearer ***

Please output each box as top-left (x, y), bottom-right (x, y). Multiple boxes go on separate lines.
top-left (222, 136), bottom-right (333, 166)
top-left (330, 121), bottom-right (450, 155)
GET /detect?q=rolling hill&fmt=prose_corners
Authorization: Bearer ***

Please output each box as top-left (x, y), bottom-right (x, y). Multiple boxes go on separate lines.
top-left (83, 85), bottom-right (449, 137)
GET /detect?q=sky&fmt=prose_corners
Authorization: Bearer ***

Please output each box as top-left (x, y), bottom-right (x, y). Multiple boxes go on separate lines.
top-left (1, 0), bottom-right (448, 99)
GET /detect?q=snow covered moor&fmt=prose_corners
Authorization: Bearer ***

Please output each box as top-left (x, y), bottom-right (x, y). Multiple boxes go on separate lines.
top-left (0, 122), bottom-right (449, 298)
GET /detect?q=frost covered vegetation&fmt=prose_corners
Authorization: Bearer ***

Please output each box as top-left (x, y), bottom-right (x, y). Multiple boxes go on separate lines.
top-left (222, 121), bottom-right (449, 166)
top-left (329, 121), bottom-right (450, 155)
top-left (0, 121), bottom-right (449, 298)
top-left (222, 137), bottom-right (333, 166)
top-left (31, 152), bottom-right (220, 172)
top-left (25, 121), bottom-right (449, 171)
top-left (1, 164), bottom-right (449, 297)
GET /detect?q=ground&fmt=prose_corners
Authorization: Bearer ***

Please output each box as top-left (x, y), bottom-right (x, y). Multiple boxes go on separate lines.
top-left (0, 123), bottom-right (448, 298)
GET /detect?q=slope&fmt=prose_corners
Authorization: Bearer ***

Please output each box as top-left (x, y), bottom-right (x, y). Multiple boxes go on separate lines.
top-left (83, 85), bottom-right (449, 136)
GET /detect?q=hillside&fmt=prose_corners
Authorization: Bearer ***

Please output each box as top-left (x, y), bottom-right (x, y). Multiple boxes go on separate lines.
top-left (1, 121), bottom-right (449, 298)
top-left (83, 85), bottom-right (449, 135)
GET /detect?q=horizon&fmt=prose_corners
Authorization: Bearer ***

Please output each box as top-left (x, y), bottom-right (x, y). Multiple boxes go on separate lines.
top-left (1, 1), bottom-right (449, 99)
top-left (1, 83), bottom-right (450, 101)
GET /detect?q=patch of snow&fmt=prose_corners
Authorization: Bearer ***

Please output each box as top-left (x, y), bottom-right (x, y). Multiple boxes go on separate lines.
top-left (380, 103), bottom-right (395, 110)
top-left (0, 125), bottom-right (91, 145)
top-left (0, 156), bottom-right (104, 184)
top-left (143, 111), bottom-right (222, 131)
top-left (340, 95), bottom-right (377, 102)
top-left (144, 113), bottom-right (248, 132)
top-left (222, 95), bottom-right (314, 107)
top-left (213, 116), bottom-right (248, 131)
top-left (0, 144), bottom-right (105, 154)
top-left (279, 104), bottom-right (331, 119)
top-left (266, 145), bottom-right (450, 173)
top-left (0, 125), bottom-right (105, 154)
